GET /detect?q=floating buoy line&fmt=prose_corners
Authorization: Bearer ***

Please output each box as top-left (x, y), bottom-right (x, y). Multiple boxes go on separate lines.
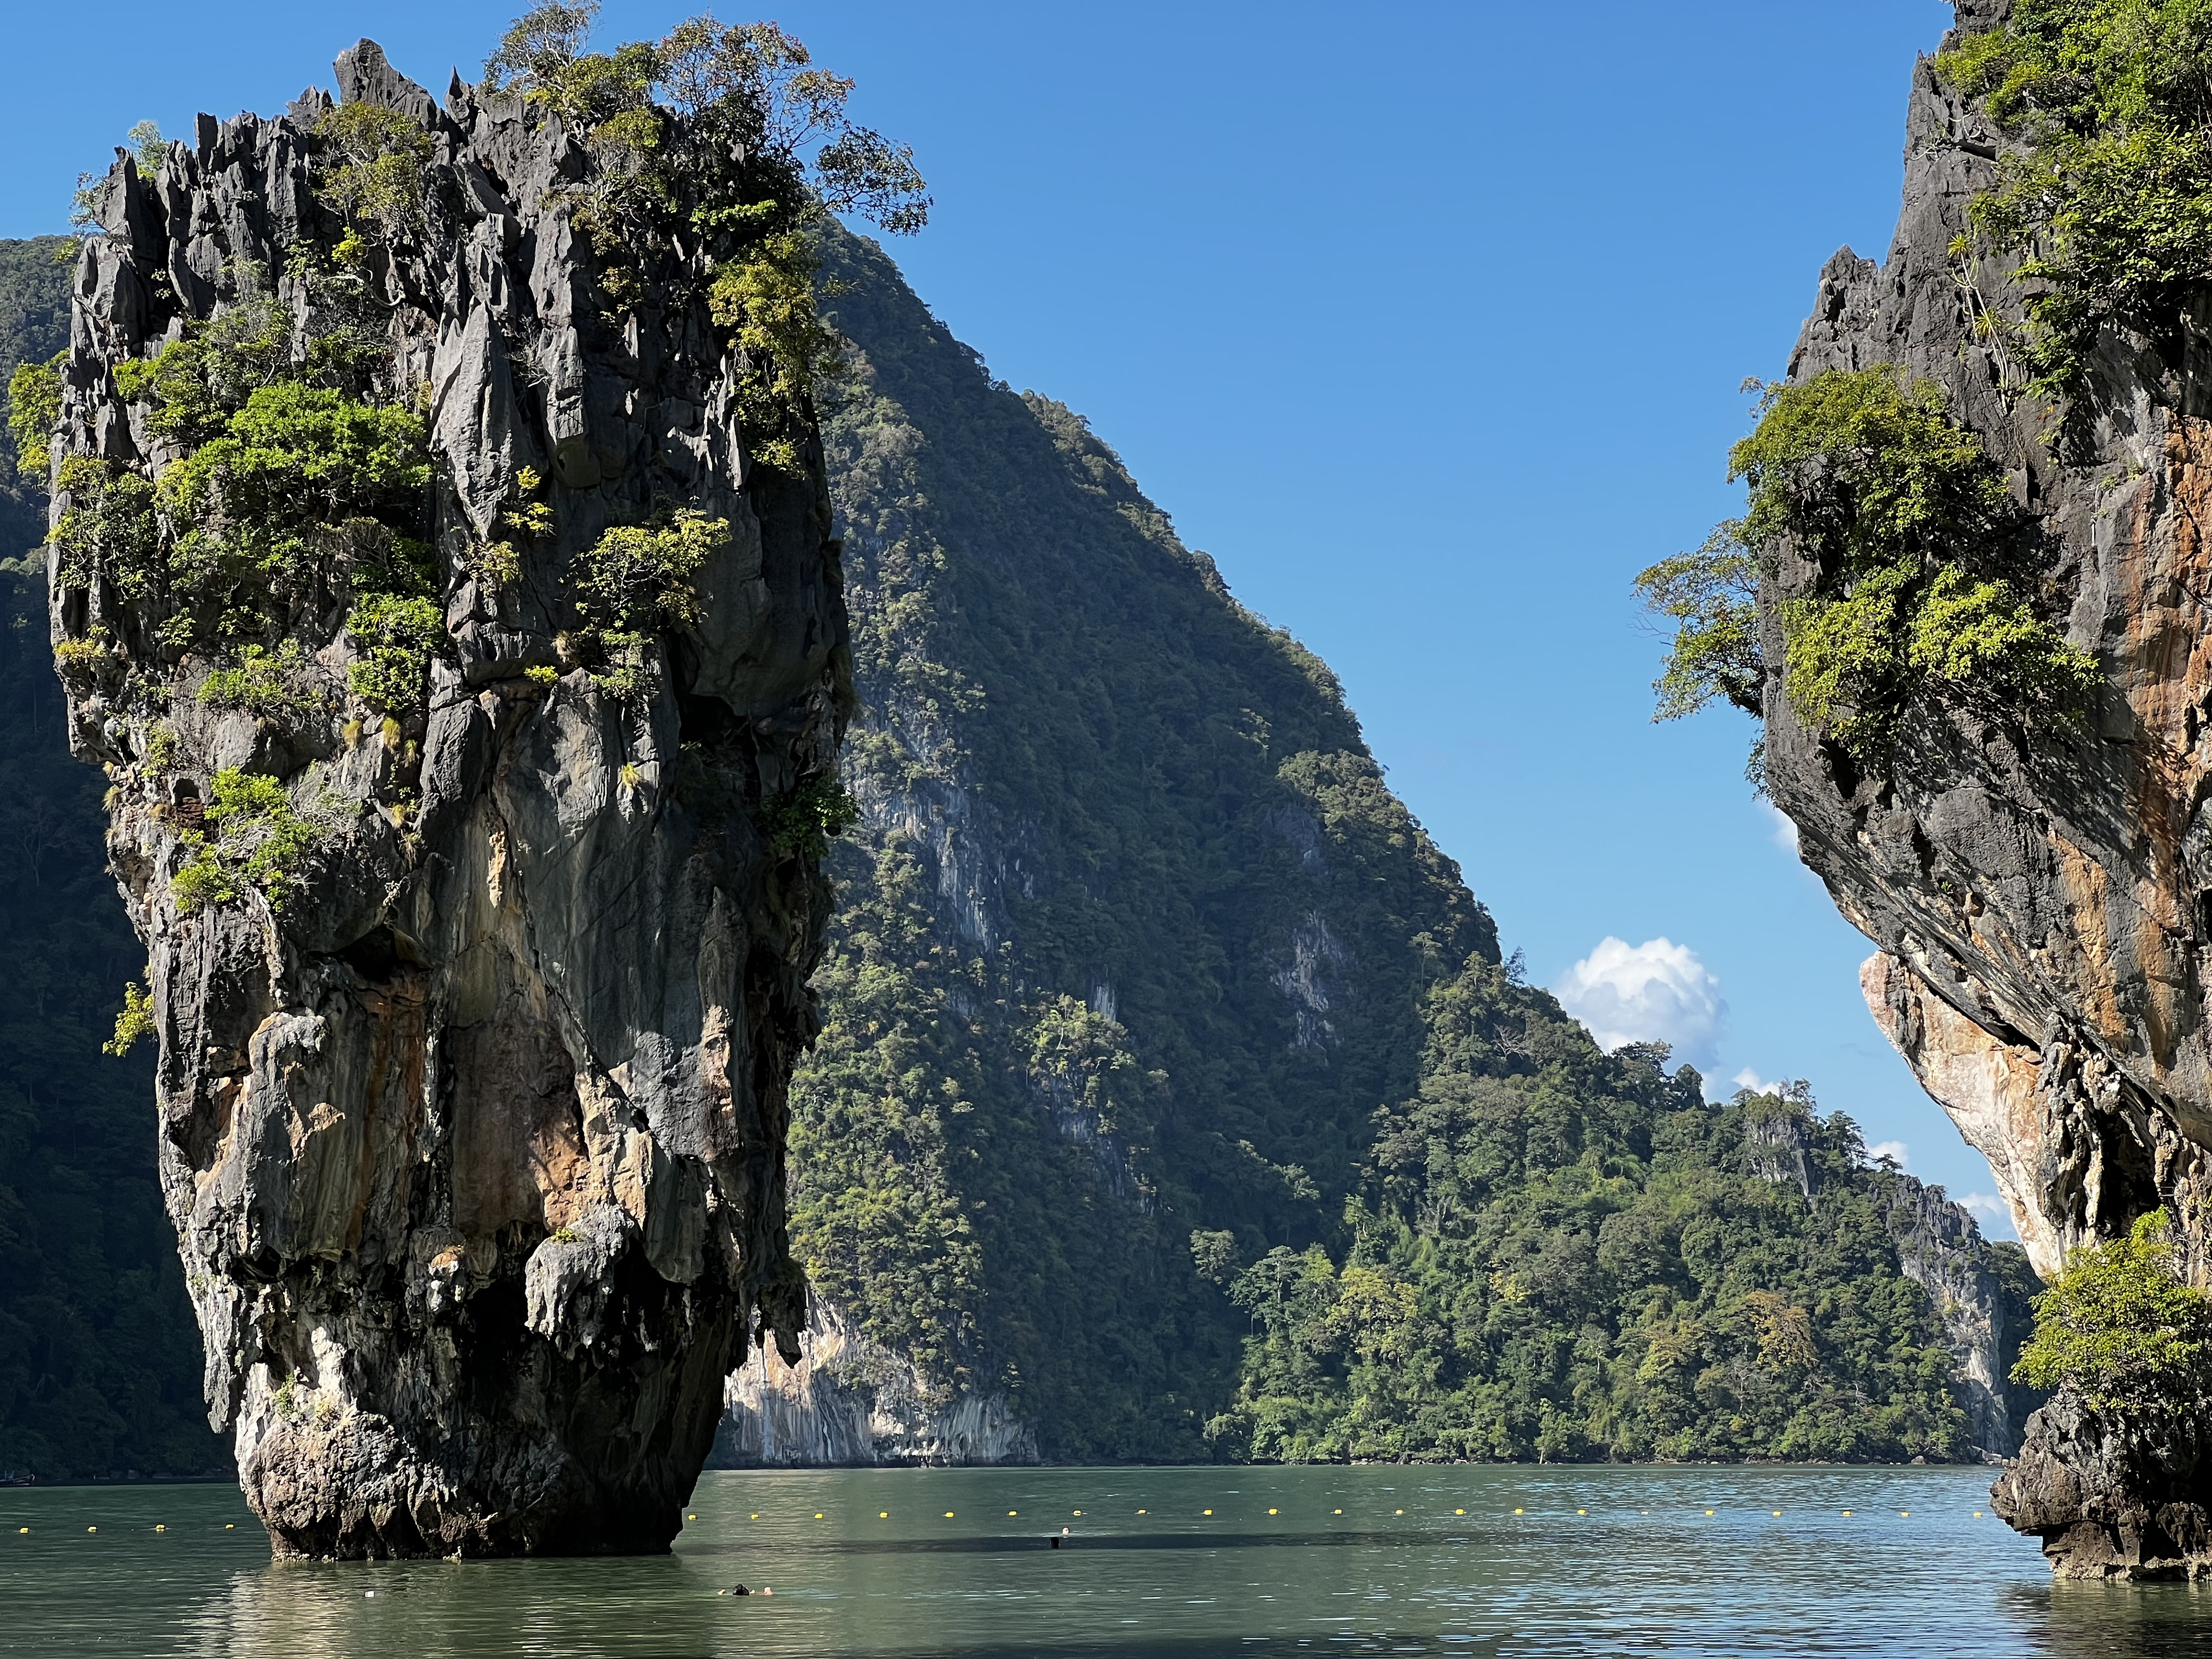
top-left (5, 1498), bottom-right (1995, 1539)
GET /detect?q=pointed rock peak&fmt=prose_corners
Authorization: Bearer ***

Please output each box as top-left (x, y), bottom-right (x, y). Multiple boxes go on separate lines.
top-left (335, 39), bottom-right (439, 127)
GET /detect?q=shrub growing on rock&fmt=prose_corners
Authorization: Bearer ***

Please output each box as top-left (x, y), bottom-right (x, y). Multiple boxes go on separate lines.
top-left (1937, 0), bottom-right (2212, 400)
top-left (1639, 367), bottom-right (2098, 771)
top-left (2013, 1209), bottom-right (2212, 1411)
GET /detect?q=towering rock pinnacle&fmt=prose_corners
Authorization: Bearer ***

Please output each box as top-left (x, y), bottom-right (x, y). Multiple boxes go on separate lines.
top-left (1764, 2), bottom-right (2212, 1576)
top-left (44, 41), bottom-right (848, 1555)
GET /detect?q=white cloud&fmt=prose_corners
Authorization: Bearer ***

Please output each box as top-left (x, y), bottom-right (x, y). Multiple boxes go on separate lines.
top-left (1867, 1140), bottom-right (1910, 1169)
top-left (1759, 800), bottom-right (1800, 855)
top-left (1733, 1067), bottom-right (1778, 1094)
top-left (1959, 1192), bottom-right (2015, 1238)
top-left (1554, 937), bottom-right (1726, 1071)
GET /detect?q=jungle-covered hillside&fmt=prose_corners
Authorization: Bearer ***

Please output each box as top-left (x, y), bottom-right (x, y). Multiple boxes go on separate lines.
top-left (0, 229), bottom-right (2035, 1476)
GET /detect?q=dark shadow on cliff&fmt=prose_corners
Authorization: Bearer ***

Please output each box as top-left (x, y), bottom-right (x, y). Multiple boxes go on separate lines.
top-left (0, 236), bottom-right (221, 1483)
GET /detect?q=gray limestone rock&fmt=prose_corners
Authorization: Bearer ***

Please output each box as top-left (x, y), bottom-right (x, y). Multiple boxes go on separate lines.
top-left (713, 1292), bottom-right (1037, 1469)
top-left (1737, 1103), bottom-right (2025, 1455)
top-left (1992, 1394), bottom-right (2212, 1578)
top-left (44, 41), bottom-right (847, 1556)
top-left (1761, 2), bottom-right (2212, 1574)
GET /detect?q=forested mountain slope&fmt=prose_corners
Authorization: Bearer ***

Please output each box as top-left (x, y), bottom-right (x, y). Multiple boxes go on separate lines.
top-left (0, 238), bottom-right (216, 1480)
top-left (757, 231), bottom-right (1494, 1462)
top-left (1212, 956), bottom-right (2043, 1462)
top-left (0, 228), bottom-right (2033, 1475)
top-left (722, 232), bottom-right (2039, 1467)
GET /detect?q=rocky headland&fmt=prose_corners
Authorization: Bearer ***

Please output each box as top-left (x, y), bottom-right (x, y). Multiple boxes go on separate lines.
top-left (1761, 0), bottom-right (2212, 1577)
top-left (36, 38), bottom-right (850, 1555)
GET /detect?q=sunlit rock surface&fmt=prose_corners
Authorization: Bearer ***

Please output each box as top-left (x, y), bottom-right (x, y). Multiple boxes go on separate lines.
top-left (714, 1293), bottom-right (1035, 1468)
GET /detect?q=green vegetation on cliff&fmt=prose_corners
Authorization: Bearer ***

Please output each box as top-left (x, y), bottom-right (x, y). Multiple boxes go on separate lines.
top-left (486, 2), bottom-right (924, 468)
top-left (2015, 1209), bottom-right (2212, 1410)
top-left (1938, 0), bottom-right (2212, 399)
top-left (1638, 368), bottom-right (2094, 772)
top-left (1210, 956), bottom-right (1987, 1463)
top-left (792, 229), bottom-right (1489, 1459)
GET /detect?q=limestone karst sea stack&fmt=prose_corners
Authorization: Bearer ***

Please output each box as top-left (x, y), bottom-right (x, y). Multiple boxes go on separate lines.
top-left (36, 36), bottom-right (856, 1555)
top-left (1744, 0), bottom-right (2212, 1579)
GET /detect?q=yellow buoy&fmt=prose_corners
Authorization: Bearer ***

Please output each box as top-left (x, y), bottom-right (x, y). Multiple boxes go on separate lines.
top-left (1843, 1510), bottom-right (1853, 1517)
top-left (1513, 1508), bottom-right (1524, 1515)
top-left (1334, 1509), bottom-right (1343, 1516)
top-left (1577, 1510), bottom-right (1587, 1516)
top-left (1395, 1509), bottom-right (1404, 1516)
top-left (1136, 1509), bottom-right (1147, 1515)
top-left (687, 1514), bottom-right (697, 1521)
top-left (945, 1511), bottom-right (955, 1519)
top-left (1268, 1508), bottom-right (1278, 1515)
top-left (225, 1524), bottom-right (234, 1530)
top-left (1771, 1511), bottom-right (1781, 1517)
top-left (879, 1512), bottom-right (888, 1519)
top-left (750, 1514), bottom-right (759, 1520)
top-left (1073, 1510), bottom-right (1083, 1516)
top-left (815, 1513), bottom-right (824, 1520)
top-left (17, 1527), bottom-right (27, 1534)
top-left (1453, 1508), bottom-right (1464, 1516)
top-left (1974, 1511), bottom-right (1984, 1518)
top-left (87, 1527), bottom-right (96, 1533)
top-left (1202, 1509), bottom-right (1212, 1516)
top-left (155, 1525), bottom-right (166, 1532)
top-left (1008, 1510), bottom-right (1018, 1516)
top-left (1901, 1511), bottom-right (1910, 1518)
top-left (1705, 1510), bottom-right (1714, 1517)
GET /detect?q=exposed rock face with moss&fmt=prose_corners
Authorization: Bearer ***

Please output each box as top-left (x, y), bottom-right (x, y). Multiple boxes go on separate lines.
top-left (1761, 0), bottom-right (2212, 1577)
top-left (42, 41), bottom-right (847, 1556)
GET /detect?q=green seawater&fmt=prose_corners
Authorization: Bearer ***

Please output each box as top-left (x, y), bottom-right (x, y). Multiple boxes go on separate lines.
top-left (2, 1464), bottom-right (2209, 1657)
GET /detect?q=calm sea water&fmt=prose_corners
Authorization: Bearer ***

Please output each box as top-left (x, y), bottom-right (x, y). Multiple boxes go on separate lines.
top-left (3, 1464), bottom-right (2210, 1657)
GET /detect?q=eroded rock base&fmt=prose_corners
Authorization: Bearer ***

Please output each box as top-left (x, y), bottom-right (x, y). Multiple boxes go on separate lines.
top-left (1994, 1395), bottom-right (2212, 1580)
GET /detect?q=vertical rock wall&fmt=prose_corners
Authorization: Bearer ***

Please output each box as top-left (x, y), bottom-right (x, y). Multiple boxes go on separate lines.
top-left (48, 43), bottom-right (847, 1556)
top-left (714, 1293), bottom-right (1036, 1468)
top-left (1763, 1), bottom-right (2212, 1575)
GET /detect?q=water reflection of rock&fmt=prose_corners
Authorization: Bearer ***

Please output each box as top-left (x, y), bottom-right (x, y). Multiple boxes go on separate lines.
top-left (189, 1557), bottom-right (715, 1657)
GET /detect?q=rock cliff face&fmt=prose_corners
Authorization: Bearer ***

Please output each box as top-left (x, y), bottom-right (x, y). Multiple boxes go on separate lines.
top-left (47, 43), bottom-right (847, 1555)
top-left (1764, 0), bottom-right (2212, 1575)
top-left (1991, 1394), bottom-right (2212, 1575)
top-left (1881, 1171), bottom-right (2025, 1457)
top-left (715, 1293), bottom-right (1035, 1467)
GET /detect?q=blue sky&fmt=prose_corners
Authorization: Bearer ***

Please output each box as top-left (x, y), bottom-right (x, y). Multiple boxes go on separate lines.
top-left (0, 0), bottom-right (2011, 1227)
